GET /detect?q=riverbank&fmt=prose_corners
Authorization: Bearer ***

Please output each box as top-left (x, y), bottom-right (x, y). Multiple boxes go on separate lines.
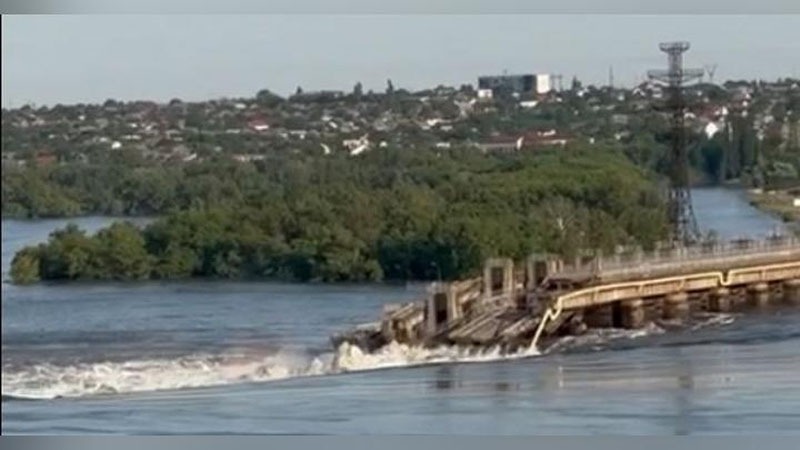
top-left (747, 187), bottom-right (800, 231)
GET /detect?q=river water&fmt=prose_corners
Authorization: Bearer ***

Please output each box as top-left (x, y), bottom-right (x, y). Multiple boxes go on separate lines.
top-left (2, 188), bottom-right (799, 434)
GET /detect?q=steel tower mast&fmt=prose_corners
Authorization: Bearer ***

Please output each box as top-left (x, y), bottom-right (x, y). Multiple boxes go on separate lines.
top-left (648, 41), bottom-right (704, 244)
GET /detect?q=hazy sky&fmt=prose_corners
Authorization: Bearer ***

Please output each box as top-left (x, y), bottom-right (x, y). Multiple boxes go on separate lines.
top-left (2, 14), bottom-right (799, 107)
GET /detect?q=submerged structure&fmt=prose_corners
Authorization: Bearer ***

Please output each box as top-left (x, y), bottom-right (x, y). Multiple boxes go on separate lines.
top-left (333, 236), bottom-right (800, 354)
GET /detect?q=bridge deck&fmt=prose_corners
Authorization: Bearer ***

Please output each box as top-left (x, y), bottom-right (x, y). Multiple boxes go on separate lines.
top-left (336, 237), bottom-right (800, 354)
top-left (552, 238), bottom-right (800, 284)
top-left (530, 258), bottom-right (800, 349)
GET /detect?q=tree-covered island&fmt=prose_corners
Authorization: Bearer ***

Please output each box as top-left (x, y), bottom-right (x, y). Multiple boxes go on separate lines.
top-left (9, 146), bottom-right (668, 283)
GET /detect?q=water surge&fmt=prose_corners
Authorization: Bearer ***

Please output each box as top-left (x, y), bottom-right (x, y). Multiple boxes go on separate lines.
top-left (3, 313), bottom-right (737, 400)
top-left (1, 340), bottom-right (542, 400)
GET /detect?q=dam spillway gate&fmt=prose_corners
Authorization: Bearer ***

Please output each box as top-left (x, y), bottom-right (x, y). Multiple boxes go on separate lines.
top-left (333, 236), bottom-right (800, 353)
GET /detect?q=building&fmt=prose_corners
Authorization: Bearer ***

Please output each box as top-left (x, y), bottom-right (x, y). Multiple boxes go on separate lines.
top-left (290, 90), bottom-right (345, 102)
top-left (478, 73), bottom-right (551, 96)
top-left (34, 151), bottom-right (57, 166)
top-left (343, 134), bottom-right (370, 156)
top-left (478, 74), bottom-right (535, 95)
top-left (477, 89), bottom-right (494, 100)
top-left (476, 136), bottom-right (524, 153)
top-left (534, 74), bottom-right (551, 94)
top-left (232, 154), bottom-right (267, 163)
top-left (521, 130), bottom-right (569, 148)
top-left (477, 130), bottom-right (569, 153)
top-left (247, 119), bottom-right (270, 132)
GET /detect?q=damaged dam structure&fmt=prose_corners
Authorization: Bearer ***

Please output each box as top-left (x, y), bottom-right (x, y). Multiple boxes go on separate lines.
top-left (334, 236), bottom-right (800, 354)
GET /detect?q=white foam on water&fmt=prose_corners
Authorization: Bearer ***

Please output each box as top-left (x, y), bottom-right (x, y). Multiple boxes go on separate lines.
top-left (1, 350), bottom-right (328, 400)
top-left (543, 313), bottom-right (738, 354)
top-left (690, 312), bottom-right (737, 330)
top-left (2, 313), bottom-right (737, 400)
top-left (543, 322), bottom-right (667, 354)
top-left (2, 340), bottom-right (543, 400)
top-left (331, 339), bottom-right (541, 373)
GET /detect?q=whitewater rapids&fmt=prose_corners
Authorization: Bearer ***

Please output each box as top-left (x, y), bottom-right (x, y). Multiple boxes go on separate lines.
top-left (2, 314), bottom-right (736, 400)
top-left (1, 340), bottom-right (541, 400)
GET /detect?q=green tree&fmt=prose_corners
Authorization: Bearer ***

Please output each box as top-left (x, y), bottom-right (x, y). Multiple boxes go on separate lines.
top-left (10, 247), bottom-right (42, 284)
top-left (94, 222), bottom-right (153, 280)
top-left (353, 82), bottom-right (363, 100)
top-left (152, 245), bottom-right (198, 279)
top-left (255, 89), bottom-right (284, 108)
top-left (39, 224), bottom-right (97, 279)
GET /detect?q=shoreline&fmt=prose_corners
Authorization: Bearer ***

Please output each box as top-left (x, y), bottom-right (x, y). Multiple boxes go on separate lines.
top-left (746, 187), bottom-right (800, 233)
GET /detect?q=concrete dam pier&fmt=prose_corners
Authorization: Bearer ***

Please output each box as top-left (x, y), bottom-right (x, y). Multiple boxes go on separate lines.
top-left (333, 236), bottom-right (800, 353)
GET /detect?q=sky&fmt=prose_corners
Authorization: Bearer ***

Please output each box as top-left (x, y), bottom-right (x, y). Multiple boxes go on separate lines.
top-left (2, 14), bottom-right (800, 107)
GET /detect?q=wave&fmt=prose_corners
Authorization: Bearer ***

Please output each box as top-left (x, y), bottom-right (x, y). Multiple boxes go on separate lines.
top-left (2, 394), bottom-right (41, 402)
top-left (1, 313), bottom-right (735, 400)
top-left (542, 322), bottom-right (667, 354)
top-left (332, 340), bottom-right (541, 373)
top-left (1, 350), bottom-right (324, 400)
top-left (542, 312), bottom-right (739, 354)
top-left (1, 340), bottom-right (542, 400)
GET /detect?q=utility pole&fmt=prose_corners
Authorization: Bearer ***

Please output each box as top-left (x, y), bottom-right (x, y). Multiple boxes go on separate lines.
top-left (648, 41), bottom-right (704, 244)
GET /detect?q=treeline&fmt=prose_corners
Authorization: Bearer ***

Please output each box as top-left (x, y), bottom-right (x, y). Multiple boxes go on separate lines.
top-left (692, 114), bottom-right (800, 188)
top-left (10, 146), bottom-right (669, 284)
top-left (3, 152), bottom-right (253, 218)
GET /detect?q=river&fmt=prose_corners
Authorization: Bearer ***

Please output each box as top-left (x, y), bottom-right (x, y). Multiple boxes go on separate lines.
top-left (2, 188), bottom-right (799, 434)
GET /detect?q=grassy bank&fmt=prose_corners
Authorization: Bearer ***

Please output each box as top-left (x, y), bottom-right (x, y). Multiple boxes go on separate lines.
top-left (748, 188), bottom-right (800, 229)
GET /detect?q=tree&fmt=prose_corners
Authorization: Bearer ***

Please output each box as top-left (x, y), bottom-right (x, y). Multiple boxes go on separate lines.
top-left (255, 89), bottom-right (284, 108)
top-left (94, 222), bottom-right (153, 280)
top-left (353, 82), bottom-right (363, 100)
top-left (386, 79), bottom-right (395, 96)
top-left (39, 224), bottom-right (97, 279)
top-left (571, 76), bottom-right (583, 92)
top-left (152, 245), bottom-right (198, 279)
top-left (696, 137), bottom-right (727, 183)
top-left (10, 247), bottom-right (41, 284)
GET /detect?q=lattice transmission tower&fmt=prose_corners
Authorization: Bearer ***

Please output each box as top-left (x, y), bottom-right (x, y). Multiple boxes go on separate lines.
top-left (648, 41), bottom-right (704, 244)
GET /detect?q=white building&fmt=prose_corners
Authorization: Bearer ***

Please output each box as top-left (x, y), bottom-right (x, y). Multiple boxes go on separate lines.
top-left (477, 89), bottom-right (494, 100)
top-left (535, 74), bottom-right (551, 94)
top-left (232, 154), bottom-right (266, 163)
top-left (343, 135), bottom-right (370, 156)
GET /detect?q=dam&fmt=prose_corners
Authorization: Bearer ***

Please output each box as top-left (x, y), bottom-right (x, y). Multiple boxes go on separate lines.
top-left (334, 235), bottom-right (800, 353)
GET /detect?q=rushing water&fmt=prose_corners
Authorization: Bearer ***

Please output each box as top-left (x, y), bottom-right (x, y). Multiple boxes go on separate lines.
top-left (2, 188), bottom-right (799, 434)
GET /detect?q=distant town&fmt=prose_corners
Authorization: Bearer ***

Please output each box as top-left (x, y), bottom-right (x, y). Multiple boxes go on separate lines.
top-left (2, 72), bottom-right (797, 178)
